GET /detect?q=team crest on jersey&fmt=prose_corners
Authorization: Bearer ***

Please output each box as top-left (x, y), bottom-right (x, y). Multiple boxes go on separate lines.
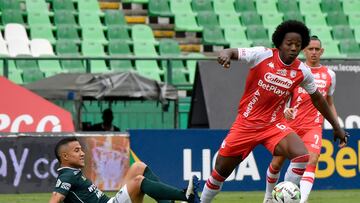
top-left (276, 69), bottom-right (287, 76)
top-left (268, 62), bottom-right (275, 69)
top-left (290, 70), bottom-right (297, 78)
top-left (321, 73), bottom-right (327, 79)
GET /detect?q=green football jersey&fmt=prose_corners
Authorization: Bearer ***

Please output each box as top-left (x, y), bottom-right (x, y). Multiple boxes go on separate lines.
top-left (53, 167), bottom-right (111, 203)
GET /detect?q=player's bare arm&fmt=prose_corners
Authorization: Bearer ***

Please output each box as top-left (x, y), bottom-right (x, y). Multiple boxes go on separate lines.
top-left (49, 192), bottom-right (65, 203)
top-left (218, 48), bottom-right (239, 68)
top-left (309, 90), bottom-right (347, 147)
top-left (326, 95), bottom-right (338, 119)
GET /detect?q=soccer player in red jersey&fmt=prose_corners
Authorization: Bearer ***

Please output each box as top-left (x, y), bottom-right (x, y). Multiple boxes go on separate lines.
top-left (200, 20), bottom-right (348, 203)
top-left (263, 36), bottom-right (341, 203)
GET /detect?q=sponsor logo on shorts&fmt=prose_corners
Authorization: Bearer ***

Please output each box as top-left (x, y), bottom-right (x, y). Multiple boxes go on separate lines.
top-left (264, 73), bottom-right (293, 88)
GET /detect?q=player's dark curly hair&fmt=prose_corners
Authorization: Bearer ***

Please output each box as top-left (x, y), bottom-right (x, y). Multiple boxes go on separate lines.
top-left (55, 137), bottom-right (79, 163)
top-left (272, 20), bottom-right (310, 50)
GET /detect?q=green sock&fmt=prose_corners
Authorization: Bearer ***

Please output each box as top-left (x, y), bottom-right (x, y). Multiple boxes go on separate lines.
top-left (140, 178), bottom-right (187, 201)
top-left (143, 167), bottom-right (172, 203)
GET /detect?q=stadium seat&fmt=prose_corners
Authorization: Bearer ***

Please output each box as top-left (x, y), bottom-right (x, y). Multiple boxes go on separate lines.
top-left (326, 12), bottom-right (349, 26)
top-left (78, 12), bottom-right (104, 28)
top-left (309, 26), bottom-right (333, 42)
top-left (122, 0), bottom-right (149, 4)
top-left (131, 24), bottom-right (158, 44)
top-left (283, 11), bottom-right (305, 23)
top-left (186, 52), bottom-right (205, 84)
top-left (30, 39), bottom-right (63, 77)
top-left (7, 40), bottom-right (31, 57)
top-left (107, 26), bottom-right (132, 43)
top-left (26, 0), bottom-right (51, 15)
top-left (342, 0), bottom-right (360, 15)
top-left (8, 68), bottom-right (23, 84)
top-left (77, 0), bottom-right (103, 16)
top-left (234, 0), bottom-right (256, 13)
top-left (321, 41), bottom-right (342, 57)
top-left (15, 55), bottom-right (40, 71)
top-left (0, 0), bottom-right (20, 11)
top-left (332, 26), bottom-right (355, 40)
top-left (82, 26), bottom-right (108, 44)
top-left (27, 12), bottom-right (53, 28)
top-left (104, 10), bottom-right (127, 27)
top-left (299, 0), bottom-right (322, 14)
top-left (197, 11), bottom-right (220, 28)
top-left (246, 25), bottom-right (268, 41)
top-left (241, 12), bottom-right (263, 26)
top-left (202, 27), bottom-right (228, 46)
top-left (170, 0), bottom-right (194, 15)
top-left (54, 10), bottom-right (77, 26)
top-left (174, 13), bottom-right (203, 32)
top-left (191, 0), bottom-right (213, 13)
top-left (133, 42), bottom-right (163, 81)
top-left (348, 13), bottom-right (360, 29)
top-left (256, 0), bottom-right (278, 14)
top-left (213, 0), bottom-right (237, 15)
top-left (262, 13), bottom-right (283, 29)
top-left (1, 9), bottom-right (24, 24)
top-left (108, 41), bottom-right (134, 72)
top-left (81, 41), bottom-right (109, 73)
top-left (57, 25), bottom-right (81, 43)
top-left (251, 39), bottom-right (272, 47)
top-left (56, 40), bottom-right (85, 73)
top-left (30, 25), bottom-right (56, 45)
top-left (148, 0), bottom-right (173, 17)
top-left (229, 41), bottom-right (252, 48)
top-left (218, 13), bottom-right (242, 29)
top-left (339, 39), bottom-right (360, 56)
top-left (22, 68), bottom-right (44, 83)
top-left (224, 26), bottom-right (247, 43)
top-left (5, 24), bottom-right (30, 43)
top-left (305, 13), bottom-right (328, 27)
top-left (277, 0), bottom-right (300, 13)
top-left (0, 41), bottom-right (8, 56)
top-left (53, 0), bottom-right (76, 13)
top-left (321, 0), bottom-right (343, 13)
top-left (353, 27), bottom-right (360, 43)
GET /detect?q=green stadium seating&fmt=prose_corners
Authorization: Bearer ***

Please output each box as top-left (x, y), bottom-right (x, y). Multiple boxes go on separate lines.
top-left (56, 40), bottom-right (85, 72)
top-left (27, 12), bottom-right (53, 28)
top-left (321, 41), bottom-right (342, 57)
top-left (79, 12), bottom-right (104, 28)
top-left (252, 39), bottom-right (272, 47)
top-left (339, 39), bottom-right (360, 56)
top-left (131, 24), bottom-right (158, 44)
top-left (57, 25), bottom-right (81, 43)
top-left (178, 97), bottom-right (191, 129)
top-left (191, 0), bottom-right (213, 13)
top-left (30, 26), bottom-right (56, 44)
top-left (108, 40), bottom-right (134, 72)
top-left (8, 68), bottom-right (23, 84)
top-left (22, 69), bottom-right (44, 84)
top-left (174, 13), bottom-right (203, 32)
top-left (26, 0), bottom-right (51, 15)
top-left (283, 11), bottom-right (304, 23)
top-left (278, 0), bottom-right (300, 13)
top-left (197, 11), bottom-right (220, 28)
top-left (224, 26), bottom-right (247, 43)
top-left (15, 58), bottom-right (39, 71)
top-left (256, 0), bottom-right (278, 14)
top-left (82, 26), bottom-right (108, 44)
top-left (133, 42), bottom-right (163, 81)
top-left (81, 42), bottom-right (109, 73)
top-left (342, 0), bottom-right (360, 15)
top-left (0, 0), bottom-right (20, 11)
top-left (1, 9), bottom-right (24, 24)
top-left (54, 10), bottom-right (77, 26)
top-left (246, 25), bottom-right (268, 41)
top-left (229, 41), bottom-right (252, 48)
top-left (148, 0), bottom-right (173, 17)
top-left (122, 0), bottom-right (149, 4)
top-left (326, 12), bottom-right (348, 26)
top-left (53, 0), bottom-right (76, 12)
top-left (213, 0), bottom-right (237, 15)
top-left (104, 10), bottom-right (127, 27)
top-left (321, 0), bottom-right (343, 13)
top-left (305, 13), bottom-right (328, 27)
top-left (299, 0), bottom-right (322, 14)
top-left (262, 13), bottom-right (283, 29)
top-left (170, 0), bottom-right (193, 15)
top-left (353, 27), bottom-right (360, 43)
top-left (107, 26), bottom-right (132, 43)
top-left (241, 12), bottom-right (263, 26)
top-left (186, 52), bottom-right (205, 84)
top-left (77, 0), bottom-right (103, 16)
top-left (202, 27), bottom-right (228, 46)
top-left (332, 26), bottom-right (355, 40)
top-left (218, 13), bottom-right (242, 29)
top-left (348, 13), bottom-right (360, 29)
top-left (309, 26), bottom-right (333, 42)
top-left (234, 0), bottom-right (256, 13)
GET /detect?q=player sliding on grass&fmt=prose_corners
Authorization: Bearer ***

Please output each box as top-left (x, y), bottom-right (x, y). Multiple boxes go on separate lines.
top-left (200, 20), bottom-right (348, 203)
top-left (49, 137), bottom-right (200, 203)
top-left (263, 35), bottom-right (345, 203)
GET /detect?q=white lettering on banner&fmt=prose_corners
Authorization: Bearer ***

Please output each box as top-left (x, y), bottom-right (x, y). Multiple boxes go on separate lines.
top-left (34, 158), bottom-right (49, 179)
top-left (324, 115), bottom-right (360, 129)
top-left (264, 73), bottom-right (293, 88)
top-left (10, 148), bottom-right (28, 187)
top-left (50, 159), bottom-right (59, 178)
top-left (258, 80), bottom-right (287, 96)
top-left (0, 114), bottom-right (62, 132)
top-left (0, 150), bottom-right (7, 177)
top-left (183, 149), bottom-right (260, 181)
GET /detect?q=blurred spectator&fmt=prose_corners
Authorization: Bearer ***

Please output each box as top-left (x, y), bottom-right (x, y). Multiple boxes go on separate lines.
top-left (90, 108), bottom-right (120, 131)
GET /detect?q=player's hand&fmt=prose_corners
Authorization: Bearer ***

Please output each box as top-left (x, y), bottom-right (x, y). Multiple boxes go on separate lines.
top-left (284, 108), bottom-right (296, 120)
top-left (217, 50), bottom-right (231, 68)
top-left (333, 128), bottom-right (349, 148)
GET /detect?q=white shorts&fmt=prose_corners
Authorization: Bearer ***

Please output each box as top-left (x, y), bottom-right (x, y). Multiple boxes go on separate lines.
top-left (108, 185), bottom-right (132, 203)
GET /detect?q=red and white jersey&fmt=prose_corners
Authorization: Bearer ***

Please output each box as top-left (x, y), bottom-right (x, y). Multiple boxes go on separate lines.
top-left (287, 65), bottom-right (336, 128)
top-left (235, 47), bottom-right (317, 128)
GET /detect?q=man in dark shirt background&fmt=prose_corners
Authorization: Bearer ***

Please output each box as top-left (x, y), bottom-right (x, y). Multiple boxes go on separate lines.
top-left (90, 108), bottom-right (120, 131)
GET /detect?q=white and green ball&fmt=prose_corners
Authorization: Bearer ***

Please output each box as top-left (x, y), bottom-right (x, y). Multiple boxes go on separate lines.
top-left (272, 181), bottom-right (301, 203)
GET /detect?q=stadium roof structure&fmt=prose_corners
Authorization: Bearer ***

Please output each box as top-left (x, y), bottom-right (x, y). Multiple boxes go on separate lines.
top-left (25, 71), bottom-right (178, 102)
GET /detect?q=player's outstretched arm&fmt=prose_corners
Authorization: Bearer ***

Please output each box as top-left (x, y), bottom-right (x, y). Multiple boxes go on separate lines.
top-left (310, 90), bottom-right (347, 147)
top-left (218, 48), bottom-right (239, 68)
top-left (49, 192), bottom-right (65, 203)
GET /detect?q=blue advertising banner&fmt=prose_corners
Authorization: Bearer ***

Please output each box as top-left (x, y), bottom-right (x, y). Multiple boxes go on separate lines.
top-left (130, 129), bottom-right (360, 191)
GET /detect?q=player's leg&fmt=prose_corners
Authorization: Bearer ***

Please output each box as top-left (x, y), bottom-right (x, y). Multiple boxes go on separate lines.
top-left (263, 156), bottom-right (286, 202)
top-left (299, 128), bottom-right (322, 203)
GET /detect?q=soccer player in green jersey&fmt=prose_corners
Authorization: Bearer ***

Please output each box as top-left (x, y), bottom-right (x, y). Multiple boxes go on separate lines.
top-left (49, 137), bottom-right (200, 203)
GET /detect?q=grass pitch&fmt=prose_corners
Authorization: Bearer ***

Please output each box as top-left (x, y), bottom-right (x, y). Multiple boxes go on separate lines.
top-left (1, 190), bottom-right (360, 203)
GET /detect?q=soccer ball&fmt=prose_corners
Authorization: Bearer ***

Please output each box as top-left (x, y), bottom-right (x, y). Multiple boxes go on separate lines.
top-left (272, 181), bottom-right (301, 203)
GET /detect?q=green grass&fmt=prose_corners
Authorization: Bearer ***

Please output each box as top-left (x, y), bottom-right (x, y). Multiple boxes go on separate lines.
top-left (1, 190), bottom-right (360, 203)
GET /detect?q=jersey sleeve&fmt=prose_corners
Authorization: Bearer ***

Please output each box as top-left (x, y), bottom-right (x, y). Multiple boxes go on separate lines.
top-left (53, 173), bottom-right (75, 196)
top-left (299, 64), bottom-right (317, 94)
top-left (237, 46), bottom-right (272, 68)
top-left (327, 69), bottom-right (336, 96)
